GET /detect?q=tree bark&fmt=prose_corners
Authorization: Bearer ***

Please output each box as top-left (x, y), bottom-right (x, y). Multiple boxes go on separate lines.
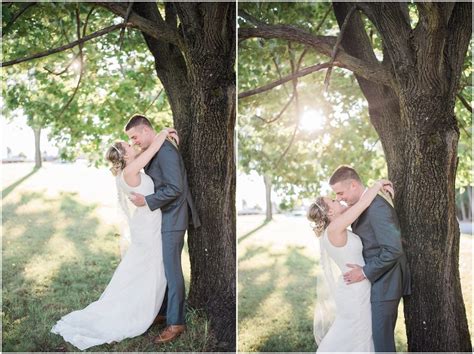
top-left (263, 174), bottom-right (272, 221)
top-left (33, 126), bottom-right (41, 169)
top-left (133, 3), bottom-right (236, 350)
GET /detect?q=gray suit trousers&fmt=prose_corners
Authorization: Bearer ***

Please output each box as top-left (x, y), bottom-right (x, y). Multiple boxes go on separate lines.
top-left (372, 299), bottom-right (400, 352)
top-left (158, 230), bottom-right (186, 325)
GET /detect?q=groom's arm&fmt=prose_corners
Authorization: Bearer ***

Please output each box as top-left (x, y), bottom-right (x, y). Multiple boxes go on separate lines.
top-left (145, 142), bottom-right (183, 211)
top-left (362, 196), bottom-right (403, 283)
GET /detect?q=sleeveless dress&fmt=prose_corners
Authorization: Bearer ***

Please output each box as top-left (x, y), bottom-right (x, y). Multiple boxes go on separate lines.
top-left (51, 172), bottom-right (166, 350)
top-left (316, 229), bottom-right (374, 352)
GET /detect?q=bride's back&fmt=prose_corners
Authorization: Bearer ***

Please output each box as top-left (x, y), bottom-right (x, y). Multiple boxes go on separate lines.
top-left (322, 229), bottom-right (366, 273)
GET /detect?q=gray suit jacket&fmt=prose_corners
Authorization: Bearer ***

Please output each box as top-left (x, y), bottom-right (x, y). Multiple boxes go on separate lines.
top-left (352, 195), bottom-right (411, 302)
top-left (144, 140), bottom-right (201, 232)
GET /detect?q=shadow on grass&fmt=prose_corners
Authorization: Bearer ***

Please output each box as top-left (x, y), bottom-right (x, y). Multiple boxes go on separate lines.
top-left (238, 241), bottom-right (317, 352)
top-left (238, 256), bottom-right (278, 323)
top-left (2, 190), bottom-right (212, 352)
top-left (2, 166), bottom-right (40, 199)
top-left (238, 219), bottom-right (270, 244)
top-left (238, 244), bottom-right (268, 263)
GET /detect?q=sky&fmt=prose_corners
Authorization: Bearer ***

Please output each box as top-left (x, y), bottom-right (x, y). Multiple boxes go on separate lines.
top-left (237, 170), bottom-right (272, 210)
top-left (1, 116), bottom-right (59, 159)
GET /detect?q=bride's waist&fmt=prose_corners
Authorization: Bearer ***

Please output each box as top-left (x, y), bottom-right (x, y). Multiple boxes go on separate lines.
top-left (336, 261), bottom-right (366, 272)
top-left (133, 206), bottom-right (161, 214)
top-left (336, 277), bottom-right (371, 293)
top-left (132, 208), bottom-right (162, 220)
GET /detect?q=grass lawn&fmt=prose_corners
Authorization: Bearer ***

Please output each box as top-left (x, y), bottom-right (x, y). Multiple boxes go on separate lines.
top-left (238, 214), bottom-right (473, 352)
top-left (2, 162), bottom-right (214, 352)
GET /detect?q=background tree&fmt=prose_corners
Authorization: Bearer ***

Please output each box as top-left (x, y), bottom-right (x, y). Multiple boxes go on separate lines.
top-left (239, 2), bottom-right (472, 351)
top-left (2, 2), bottom-right (236, 349)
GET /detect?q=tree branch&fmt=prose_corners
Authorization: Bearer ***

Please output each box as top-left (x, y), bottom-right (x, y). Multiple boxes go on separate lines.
top-left (274, 51), bottom-right (301, 168)
top-left (238, 9), bottom-right (266, 27)
top-left (44, 5), bottom-right (91, 75)
top-left (254, 93), bottom-right (295, 124)
top-left (323, 5), bottom-right (356, 93)
top-left (272, 54), bottom-right (290, 97)
top-left (2, 2), bottom-right (36, 37)
top-left (357, 3), bottom-right (414, 78)
top-left (239, 62), bottom-right (333, 99)
top-left (293, 6), bottom-right (331, 73)
top-left (118, 1), bottom-right (134, 50)
top-left (239, 25), bottom-right (392, 87)
top-left (165, 2), bottom-right (178, 29)
top-left (1, 23), bottom-right (128, 67)
top-left (56, 6), bottom-right (85, 118)
top-left (143, 89), bottom-right (164, 114)
top-left (57, 67), bottom-right (84, 118)
top-left (94, 1), bottom-right (182, 48)
top-left (416, 2), bottom-right (455, 32)
top-left (43, 52), bottom-right (80, 75)
top-left (457, 93), bottom-right (472, 113)
top-left (445, 2), bottom-right (472, 97)
top-left (274, 116), bottom-right (299, 169)
top-left (82, 6), bottom-right (95, 38)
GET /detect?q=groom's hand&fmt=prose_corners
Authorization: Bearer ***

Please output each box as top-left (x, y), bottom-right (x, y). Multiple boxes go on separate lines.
top-left (343, 264), bottom-right (366, 285)
top-left (129, 192), bottom-right (146, 207)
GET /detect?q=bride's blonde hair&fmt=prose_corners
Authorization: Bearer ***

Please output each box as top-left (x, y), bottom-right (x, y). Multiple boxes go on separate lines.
top-left (307, 197), bottom-right (330, 237)
top-left (105, 142), bottom-right (126, 176)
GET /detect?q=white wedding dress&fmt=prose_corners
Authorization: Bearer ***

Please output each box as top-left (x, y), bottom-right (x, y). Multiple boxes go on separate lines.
top-left (315, 229), bottom-right (374, 352)
top-left (51, 172), bottom-right (166, 350)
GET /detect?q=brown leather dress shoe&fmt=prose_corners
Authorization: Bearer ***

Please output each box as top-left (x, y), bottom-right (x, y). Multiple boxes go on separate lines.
top-left (153, 315), bottom-right (166, 325)
top-left (153, 325), bottom-right (186, 344)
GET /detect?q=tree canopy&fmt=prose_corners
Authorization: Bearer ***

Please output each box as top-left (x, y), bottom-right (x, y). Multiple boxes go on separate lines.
top-left (2, 3), bottom-right (172, 164)
top-left (238, 2), bottom-right (472, 205)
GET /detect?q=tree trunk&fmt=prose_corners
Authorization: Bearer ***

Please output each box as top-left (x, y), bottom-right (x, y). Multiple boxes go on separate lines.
top-left (460, 190), bottom-right (468, 221)
top-left (183, 6), bottom-right (236, 349)
top-left (394, 95), bottom-right (471, 351)
top-left (33, 126), bottom-right (41, 169)
top-left (468, 187), bottom-right (472, 221)
top-left (133, 3), bottom-right (236, 350)
top-left (263, 174), bottom-right (272, 221)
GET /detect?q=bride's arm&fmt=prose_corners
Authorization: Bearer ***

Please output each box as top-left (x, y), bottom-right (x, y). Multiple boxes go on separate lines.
top-left (327, 180), bottom-right (391, 235)
top-left (124, 128), bottom-right (176, 178)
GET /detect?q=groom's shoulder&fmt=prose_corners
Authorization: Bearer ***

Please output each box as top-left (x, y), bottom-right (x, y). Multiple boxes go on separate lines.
top-left (156, 140), bottom-right (181, 160)
top-left (367, 195), bottom-right (392, 213)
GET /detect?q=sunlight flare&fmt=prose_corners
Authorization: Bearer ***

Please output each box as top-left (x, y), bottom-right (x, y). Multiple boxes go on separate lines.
top-left (299, 109), bottom-right (325, 132)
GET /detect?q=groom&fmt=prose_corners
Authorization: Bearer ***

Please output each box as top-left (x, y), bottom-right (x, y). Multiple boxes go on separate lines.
top-left (125, 114), bottom-right (201, 344)
top-left (329, 165), bottom-right (411, 352)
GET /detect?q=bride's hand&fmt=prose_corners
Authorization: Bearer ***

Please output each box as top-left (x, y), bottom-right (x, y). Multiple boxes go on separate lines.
top-left (158, 128), bottom-right (179, 146)
top-left (377, 179), bottom-right (395, 199)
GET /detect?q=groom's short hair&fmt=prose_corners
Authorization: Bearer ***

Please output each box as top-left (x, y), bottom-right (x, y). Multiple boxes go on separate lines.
top-left (329, 165), bottom-right (362, 185)
top-left (125, 114), bottom-right (153, 131)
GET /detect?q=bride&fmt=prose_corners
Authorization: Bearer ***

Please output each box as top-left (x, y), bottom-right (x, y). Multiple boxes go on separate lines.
top-left (307, 179), bottom-right (394, 352)
top-left (51, 128), bottom-right (178, 350)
